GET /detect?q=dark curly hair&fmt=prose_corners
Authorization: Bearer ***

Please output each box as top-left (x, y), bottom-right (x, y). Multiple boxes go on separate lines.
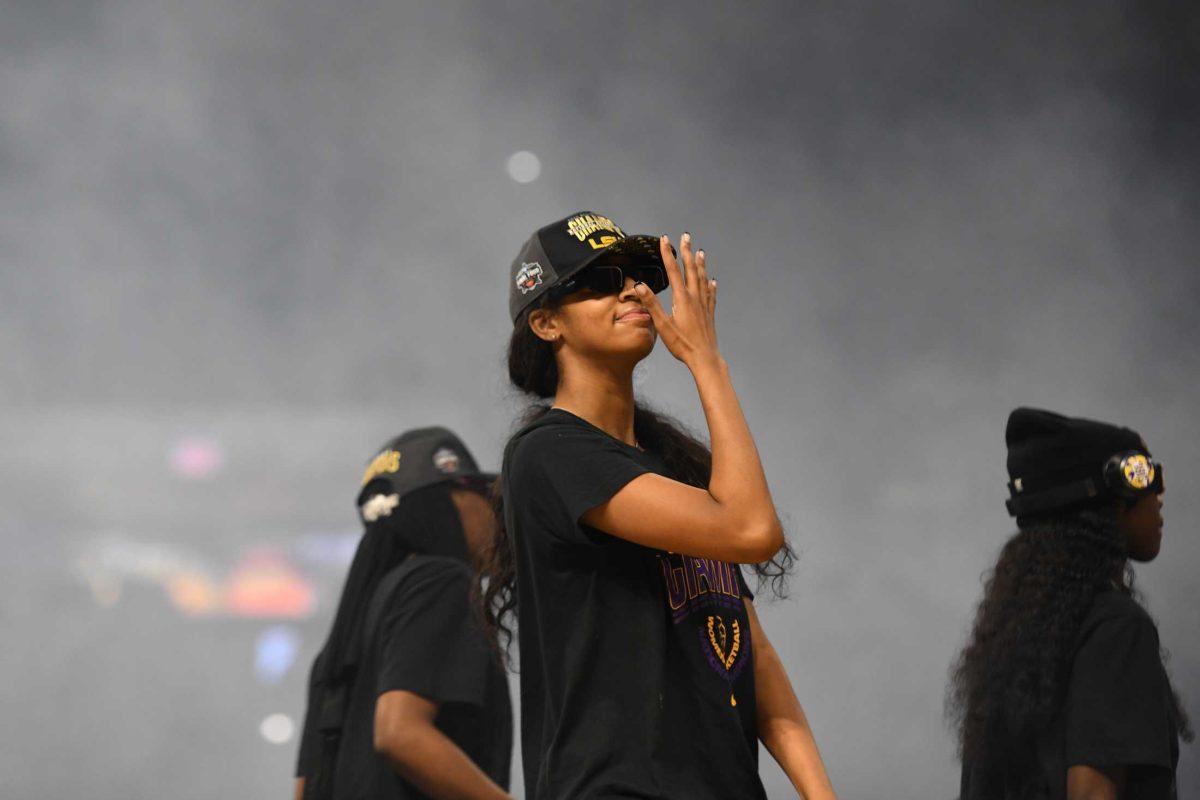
top-left (947, 506), bottom-right (1192, 783)
top-left (477, 298), bottom-right (794, 656)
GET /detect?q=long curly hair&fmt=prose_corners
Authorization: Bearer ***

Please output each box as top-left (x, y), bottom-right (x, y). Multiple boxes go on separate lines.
top-left (477, 299), bottom-right (794, 657)
top-left (947, 507), bottom-right (1192, 783)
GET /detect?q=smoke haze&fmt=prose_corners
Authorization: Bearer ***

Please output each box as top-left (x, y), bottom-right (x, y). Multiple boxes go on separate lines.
top-left (1, 1), bottom-right (1197, 797)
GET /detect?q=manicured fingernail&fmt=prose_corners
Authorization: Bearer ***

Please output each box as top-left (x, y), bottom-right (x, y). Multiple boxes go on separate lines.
top-left (634, 282), bottom-right (647, 293)
top-left (697, 249), bottom-right (705, 258)
top-left (661, 234), bottom-right (668, 241)
top-left (682, 232), bottom-right (691, 243)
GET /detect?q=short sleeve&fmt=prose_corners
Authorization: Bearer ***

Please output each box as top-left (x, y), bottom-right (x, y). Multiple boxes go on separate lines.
top-left (736, 564), bottom-right (755, 602)
top-left (508, 422), bottom-right (650, 544)
top-left (294, 650), bottom-right (324, 777)
top-left (1064, 608), bottom-right (1175, 771)
top-left (375, 560), bottom-right (493, 707)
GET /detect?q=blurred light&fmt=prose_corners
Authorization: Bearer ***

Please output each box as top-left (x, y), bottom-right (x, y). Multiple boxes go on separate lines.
top-left (168, 437), bottom-right (224, 480)
top-left (75, 535), bottom-right (219, 614)
top-left (259, 713), bottom-right (295, 745)
top-left (506, 150), bottom-right (541, 183)
top-left (167, 571), bottom-right (221, 616)
top-left (255, 625), bottom-right (301, 685)
top-left (224, 548), bottom-right (317, 619)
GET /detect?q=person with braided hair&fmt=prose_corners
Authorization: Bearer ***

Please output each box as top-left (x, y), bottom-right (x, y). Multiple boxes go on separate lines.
top-left (480, 212), bottom-right (836, 799)
top-left (950, 408), bottom-right (1191, 799)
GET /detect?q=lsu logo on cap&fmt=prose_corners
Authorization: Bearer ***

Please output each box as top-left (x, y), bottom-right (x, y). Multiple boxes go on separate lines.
top-left (566, 213), bottom-right (624, 250)
top-left (515, 262), bottom-right (544, 294)
top-left (362, 449), bottom-right (402, 486)
top-left (1121, 453), bottom-right (1154, 490)
top-left (433, 447), bottom-right (460, 474)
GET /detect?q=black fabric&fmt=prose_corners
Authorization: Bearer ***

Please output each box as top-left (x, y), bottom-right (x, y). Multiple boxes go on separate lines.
top-left (959, 590), bottom-right (1180, 799)
top-left (1005, 408), bottom-right (1148, 516)
top-left (296, 649), bottom-right (325, 779)
top-left (504, 408), bottom-right (764, 800)
top-left (296, 556), bottom-right (512, 799)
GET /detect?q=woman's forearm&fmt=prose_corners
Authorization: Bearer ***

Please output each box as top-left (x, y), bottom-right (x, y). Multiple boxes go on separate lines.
top-left (377, 722), bottom-right (510, 800)
top-left (747, 600), bottom-right (836, 799)
top-left (761, 714), bottom-right (837, 800)
top-left (690, 356), bottom-right (782, 551)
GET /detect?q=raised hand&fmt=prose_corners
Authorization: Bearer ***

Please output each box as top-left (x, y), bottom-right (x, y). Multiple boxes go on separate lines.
top-left (634, 233), bottom-right (719, 368)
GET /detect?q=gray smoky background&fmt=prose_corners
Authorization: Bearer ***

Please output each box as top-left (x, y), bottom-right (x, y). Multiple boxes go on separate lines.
top-left (1, 1), bottom-right (1197, 797)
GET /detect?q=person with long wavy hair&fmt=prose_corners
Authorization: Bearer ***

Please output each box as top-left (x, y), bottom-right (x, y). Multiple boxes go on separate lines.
top-left (949, 407), bottom-right (1191, 799)
top-left (479, 211), bottom-right (835, 799)
top-left (295, 428), bottom-right (512, 800)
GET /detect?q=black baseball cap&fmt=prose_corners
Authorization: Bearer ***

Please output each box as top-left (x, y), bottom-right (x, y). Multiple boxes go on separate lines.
top-left (508, 210), bottom-right (667, 323)
top-left (355, 426), bottom-right (495, 520)
top-left (1004, 407), bottom-right (1162, 518)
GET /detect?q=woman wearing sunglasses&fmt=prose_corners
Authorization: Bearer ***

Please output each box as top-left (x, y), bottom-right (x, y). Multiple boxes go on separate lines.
top-left (950, 408), bottom-right (1191, 799)
top-left (480, 211), bottom-right (837, 799)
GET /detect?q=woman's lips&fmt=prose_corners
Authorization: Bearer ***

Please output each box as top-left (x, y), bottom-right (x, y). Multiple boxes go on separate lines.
top-left (616, 309), bottom-right (651, 323)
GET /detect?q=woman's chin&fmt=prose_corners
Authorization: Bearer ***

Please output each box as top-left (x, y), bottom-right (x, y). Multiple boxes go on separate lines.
top-left (629, 331), bottom-right (657, 358)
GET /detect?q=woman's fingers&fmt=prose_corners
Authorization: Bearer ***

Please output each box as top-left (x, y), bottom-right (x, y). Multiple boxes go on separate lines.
top-left (635, 282), bottom-right (672, 333)
top-left (707, 277), bottom-right (717, 319)
top-left (695, 248), bottom-right (710, 307)
top-left (659, 235), bottom-right (685, 293)
top-left (679, 232), bottom-right (699, 297)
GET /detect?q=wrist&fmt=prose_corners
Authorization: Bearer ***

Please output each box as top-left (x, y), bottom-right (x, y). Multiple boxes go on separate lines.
top-left (687, 352), bottom-right (728, 378)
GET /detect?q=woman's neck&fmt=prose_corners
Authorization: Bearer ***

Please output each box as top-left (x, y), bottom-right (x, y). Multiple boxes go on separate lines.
top-left (552, 360), bottom-right (637, 447)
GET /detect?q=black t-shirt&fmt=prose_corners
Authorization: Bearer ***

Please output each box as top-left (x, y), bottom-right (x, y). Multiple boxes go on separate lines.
top-left (960, 589), bottom-right (1180, 799)
top-left (296, 556), bottom-right (512, 800)
top-left (504, 409), bottom-right (765, 800)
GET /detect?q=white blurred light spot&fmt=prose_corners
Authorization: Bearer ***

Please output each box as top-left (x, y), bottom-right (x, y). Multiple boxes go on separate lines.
top-left (506, 151), bottom-right (541, 184)
top-left (169, 437), bottom-right (224, 480)
top-left (260, 713), bottom-right (295, 745)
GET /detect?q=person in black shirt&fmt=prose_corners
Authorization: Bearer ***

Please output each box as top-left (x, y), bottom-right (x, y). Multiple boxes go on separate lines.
top-left (480, 212), bottom-right (837, 799)
top-left (295, 427), bottom-right (512, 800)
top-left (950, 407), bottom-right (1192, 799)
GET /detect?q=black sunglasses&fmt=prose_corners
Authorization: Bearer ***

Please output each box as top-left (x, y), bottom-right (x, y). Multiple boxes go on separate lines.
top-left (549, 264), bottom-right (668, 300)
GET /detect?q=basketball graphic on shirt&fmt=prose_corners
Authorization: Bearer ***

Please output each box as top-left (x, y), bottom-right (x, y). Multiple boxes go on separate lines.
top-left (707, 615), bottom-right (741, 670)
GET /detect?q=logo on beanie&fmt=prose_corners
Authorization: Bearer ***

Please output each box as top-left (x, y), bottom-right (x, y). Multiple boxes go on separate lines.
top-left (1121, 454), bottom-right (1154, 490)
top-left (433, 447), bottom-right (460, 474)
top-left (515, 262), bottom-right (544, 295)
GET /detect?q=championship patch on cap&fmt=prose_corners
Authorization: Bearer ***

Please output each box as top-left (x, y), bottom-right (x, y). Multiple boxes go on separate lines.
top-left (1120, 453), bottom-right (1155, 490)
top-left (565, 212), bottom-right (624, 250)
top-left (515, 262), bottom-right (544, 294)
top-left (432, 447), bottom-right (460, 474)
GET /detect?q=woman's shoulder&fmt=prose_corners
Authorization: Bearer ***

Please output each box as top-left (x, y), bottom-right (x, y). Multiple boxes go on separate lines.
top-left (1077, 588), bottom-right (1158, 648)
top-left (1086, 588), bottom-right (1153, 625)
top-left (507, 410), bottom-right (618, 463)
